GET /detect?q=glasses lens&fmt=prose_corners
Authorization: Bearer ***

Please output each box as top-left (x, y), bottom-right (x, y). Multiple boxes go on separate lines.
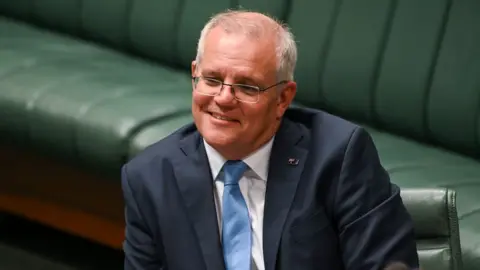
top-left (195, 77), bottom-right (222, 96)
top-left (194, 78), bottom-right (260, 103)
top-left (233, 85), bottom-right (260, 103)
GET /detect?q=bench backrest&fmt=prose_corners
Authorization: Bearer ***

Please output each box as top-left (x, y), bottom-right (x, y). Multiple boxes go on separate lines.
top-left (2, 0), bottom-right (479, 159)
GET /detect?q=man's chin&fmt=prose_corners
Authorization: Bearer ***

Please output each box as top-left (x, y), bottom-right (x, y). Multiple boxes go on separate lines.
top-left (203, 133), bottom-right (238, 148)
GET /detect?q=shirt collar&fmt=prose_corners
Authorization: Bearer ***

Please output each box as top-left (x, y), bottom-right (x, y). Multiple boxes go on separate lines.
top-left (203, 137), bottom-right (274, 181)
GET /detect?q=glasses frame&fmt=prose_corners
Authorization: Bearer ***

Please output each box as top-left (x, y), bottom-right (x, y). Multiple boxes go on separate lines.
top-left (192, 76), bottom-right (288, 103)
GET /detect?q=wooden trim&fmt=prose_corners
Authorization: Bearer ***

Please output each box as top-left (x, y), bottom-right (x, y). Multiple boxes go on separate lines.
top-left (0, 194), bottom-right (124, 249)
top-left (0, 144), bottom-right (125, 249)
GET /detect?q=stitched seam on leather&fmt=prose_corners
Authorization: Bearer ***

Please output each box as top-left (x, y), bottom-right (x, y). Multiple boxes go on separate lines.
top-left (0, 57), bottom-right (41, 81)
top-left (281, 0), bottom-right (293, 23)
top-left (447, 189), bottom-right (462, 270)
top-left (122, 0), bottom-right (135, 50)
top-left (72, 86), bottom-right (140, 162)
top-left (316, 0), bottom-right (343, 110)
top-left (371, 0), bottom-right (398, 126)
top-left (229, 0), bottom-right (238, 9)
top-left (171, 0), bottom-right (186, 67)
top-left (121, 110), bottom-right (192, 165)
top-left (423, 0), bottom-right (453, 142)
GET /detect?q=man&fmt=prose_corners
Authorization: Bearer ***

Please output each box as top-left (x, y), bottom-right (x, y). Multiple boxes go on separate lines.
top-left (121, 10), bottom-right (419, 270)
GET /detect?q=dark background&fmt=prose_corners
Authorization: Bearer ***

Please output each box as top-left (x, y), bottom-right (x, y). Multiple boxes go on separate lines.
top-left (0, 213), bottom-right (124, 270)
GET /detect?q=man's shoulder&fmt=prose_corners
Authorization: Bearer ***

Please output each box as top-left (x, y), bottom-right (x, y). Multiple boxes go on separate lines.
top-left (125, 122), bottom-right (197, 170)
top-left (285, 106), bottom-right (360, 139)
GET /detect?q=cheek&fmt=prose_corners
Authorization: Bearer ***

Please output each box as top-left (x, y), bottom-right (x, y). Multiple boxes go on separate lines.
top-left (192, 93), bottom-right (210, 108)
top-left (242, 102), bottom-right (275, 128)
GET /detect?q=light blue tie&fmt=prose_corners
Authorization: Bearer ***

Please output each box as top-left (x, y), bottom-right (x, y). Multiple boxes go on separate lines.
top-left (222, 160), bottom-right (251, 270)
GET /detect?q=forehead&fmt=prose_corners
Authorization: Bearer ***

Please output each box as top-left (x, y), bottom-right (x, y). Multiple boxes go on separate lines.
top-left (200, 27), bottom-right (277, 81)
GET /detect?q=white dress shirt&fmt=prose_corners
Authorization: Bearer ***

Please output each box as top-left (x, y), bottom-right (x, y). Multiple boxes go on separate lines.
top-left (204, 138), bottom-right (274, 270)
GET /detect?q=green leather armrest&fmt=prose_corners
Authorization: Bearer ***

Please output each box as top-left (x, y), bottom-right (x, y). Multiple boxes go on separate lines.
top-left (401, 188), bottom-right (462, 270)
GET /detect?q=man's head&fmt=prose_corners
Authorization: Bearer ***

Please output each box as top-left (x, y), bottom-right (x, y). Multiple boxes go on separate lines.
top-left (191, 10), bottom-right (298, 160)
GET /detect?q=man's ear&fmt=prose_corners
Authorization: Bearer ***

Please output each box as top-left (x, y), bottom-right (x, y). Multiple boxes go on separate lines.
top-left (276, 81), bottom-right (297, 119)
top-left (191, 61), bottom-right (198, 90)
top-left (191, 61), bottom-right (197, 76)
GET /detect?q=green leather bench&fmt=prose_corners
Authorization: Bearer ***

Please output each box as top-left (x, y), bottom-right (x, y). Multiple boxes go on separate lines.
top-left (402, 188), bottom-right (462, 270)
top-left (0, 0), bottom-right (479, 269)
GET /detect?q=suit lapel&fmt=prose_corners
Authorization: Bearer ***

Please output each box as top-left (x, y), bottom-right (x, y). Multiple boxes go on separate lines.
top-left (173, 131), bottom-right (225, 270)
top-left (263, 119), bottom-right (309, 270)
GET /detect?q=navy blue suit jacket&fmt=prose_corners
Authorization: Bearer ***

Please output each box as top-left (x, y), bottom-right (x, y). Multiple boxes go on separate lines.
top-left (121, 107), bottom-right (419, 270)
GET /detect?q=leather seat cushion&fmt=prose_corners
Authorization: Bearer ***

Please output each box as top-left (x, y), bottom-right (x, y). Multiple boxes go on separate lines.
top-left (0, 18), bottom-right (193, 174)
top-left (368, 128), bottom-right (480, 270)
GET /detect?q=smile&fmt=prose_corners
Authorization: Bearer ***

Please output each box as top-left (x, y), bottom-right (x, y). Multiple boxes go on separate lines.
top-left (209, 112), bottom-right (237, 122)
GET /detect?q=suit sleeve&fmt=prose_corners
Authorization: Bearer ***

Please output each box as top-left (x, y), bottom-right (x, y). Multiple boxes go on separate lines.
top-left (334, 127), bottom-right (419, 270)
top-left (122, 164), bottom-right (165, 270)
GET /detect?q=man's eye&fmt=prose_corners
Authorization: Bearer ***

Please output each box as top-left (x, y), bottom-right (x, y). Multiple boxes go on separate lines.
top-left (237, 85), bottom-right (259, 95)
top-left (204, 78), bottom-right (221, 86)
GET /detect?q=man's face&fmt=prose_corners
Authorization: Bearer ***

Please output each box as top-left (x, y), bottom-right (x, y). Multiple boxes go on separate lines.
top-left (191, 27), bottom-right (296, 158)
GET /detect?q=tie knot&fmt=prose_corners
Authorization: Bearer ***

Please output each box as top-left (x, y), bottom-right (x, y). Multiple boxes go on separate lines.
top-left (223, 160), bottom-right (248, 185)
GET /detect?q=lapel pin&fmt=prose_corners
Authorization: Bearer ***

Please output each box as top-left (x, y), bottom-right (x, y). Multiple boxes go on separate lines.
top-left (288, 158), bottom-right (299, 166)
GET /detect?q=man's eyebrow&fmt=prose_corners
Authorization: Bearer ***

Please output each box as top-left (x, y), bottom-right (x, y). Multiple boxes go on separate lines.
top-left (200, 69), bottom-right (220, 77)
top-left (200, 69), bottom-right (264, 85)
top-left (234, 74), bottom-right (265, 85)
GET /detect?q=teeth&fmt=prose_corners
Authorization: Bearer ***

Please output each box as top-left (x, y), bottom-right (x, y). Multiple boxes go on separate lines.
top-left (211, 113), bottom-right (232, 121)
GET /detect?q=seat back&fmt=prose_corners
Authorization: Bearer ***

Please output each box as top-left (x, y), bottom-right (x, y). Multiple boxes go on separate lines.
top-left (0, 0), bottom-right (32, 20)
top-left (2, 0), bottom-right (480, 158)
top-left (287, 0), bottom-right (480, 158)
top-left (174, 0), bottom-right (290, 69)
top-left (0, 0), bottom-right (291, 67)
top-left (401, 188), bottom-right (462, 270)
top-left (0, 0), bottom-right (82, 34)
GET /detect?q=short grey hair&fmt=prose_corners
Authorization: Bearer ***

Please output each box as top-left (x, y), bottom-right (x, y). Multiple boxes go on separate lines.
top-left (195, 10), bottom-right (297, 81)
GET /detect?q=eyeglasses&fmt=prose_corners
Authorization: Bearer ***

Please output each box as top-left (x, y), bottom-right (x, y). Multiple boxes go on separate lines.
top-left (192, 76), bottom-right (288, 103)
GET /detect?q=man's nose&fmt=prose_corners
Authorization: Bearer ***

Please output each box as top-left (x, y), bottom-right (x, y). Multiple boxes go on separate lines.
top-left (214, 84), bottom-right (237, 103)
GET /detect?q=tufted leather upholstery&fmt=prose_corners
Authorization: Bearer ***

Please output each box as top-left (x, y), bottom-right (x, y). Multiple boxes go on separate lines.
top-left (401, 188), bottom-right (462, 270)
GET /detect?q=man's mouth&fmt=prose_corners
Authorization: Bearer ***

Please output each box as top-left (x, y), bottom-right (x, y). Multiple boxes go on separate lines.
top-left (209, 112), bottom-right (237, 122)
